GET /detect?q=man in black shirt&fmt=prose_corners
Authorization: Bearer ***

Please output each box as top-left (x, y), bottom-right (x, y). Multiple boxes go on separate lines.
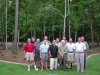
top-left (49, 40), bottom-right (58, 70)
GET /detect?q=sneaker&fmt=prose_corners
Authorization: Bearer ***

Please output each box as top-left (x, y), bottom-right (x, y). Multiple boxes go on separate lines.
top-left (35, 68), bottom-right (38, 71)
top-left (81, 69), bottom-right (84, 72)
top-left (28, 68), bottom-right (30, 71)
top-left (77, 70), bottom-right (79, 72)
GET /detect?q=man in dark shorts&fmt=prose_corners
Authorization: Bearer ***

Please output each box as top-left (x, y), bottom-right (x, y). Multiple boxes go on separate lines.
top-left (34, 38), bottom-right (41, 68)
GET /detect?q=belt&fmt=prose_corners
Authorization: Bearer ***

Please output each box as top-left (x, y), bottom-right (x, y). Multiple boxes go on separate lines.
top-left (68, 51), bottom-right (74, 53)
top-left (42, 52), bottom-right (48, 54)
top-left (26, 52), bottom-right (32, 53)
top-left (76, 52), bottom-right (83, 53)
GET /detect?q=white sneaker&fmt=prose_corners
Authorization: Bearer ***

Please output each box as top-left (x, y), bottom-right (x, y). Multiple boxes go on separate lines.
top-left (28, 68), bottom-right (30, 71)
top-left (68, 66), bottom-right (70, 68)
top-left (81, 69), bottom-right (84, 72)
top-left (35, 68), bottom-right (38, 71)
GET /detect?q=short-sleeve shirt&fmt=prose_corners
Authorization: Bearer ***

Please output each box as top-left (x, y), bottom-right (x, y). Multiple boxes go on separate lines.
top-left (40, 40), bottom-right (51, 45)
top-left (58, 45), bottom-right (68, 54)
top-left (39, 44), bottom-right (49, 53)
top-left (35, 43), bottom-right (40, 54)
top-left (24, 43), bottom-right (35, 52)
top-left (75, 42), bottom-right (86, 52)
top-left (66, 43), bottom-right (75, 52)
top-left (55, 42), bottom-right (61, 48)
top-left (49, 45), bottom-right (58, 58)
top-left (83, 41), bottom-right (89, 49)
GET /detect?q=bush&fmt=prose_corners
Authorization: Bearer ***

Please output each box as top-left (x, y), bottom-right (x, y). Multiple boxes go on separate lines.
top-left (87, 48), bottom-right (93, 53)
top-left (13, 55), bottom-right (16, 58)
top-left (0, 54), bottom-right (4, 56)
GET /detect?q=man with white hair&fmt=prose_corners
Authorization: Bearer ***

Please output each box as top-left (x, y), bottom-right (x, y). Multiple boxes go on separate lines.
top-left (58, 40), bottom-right (68, 71)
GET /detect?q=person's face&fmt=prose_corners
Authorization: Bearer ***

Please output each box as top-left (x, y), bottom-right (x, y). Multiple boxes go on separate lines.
top-left (44, 40), bottom-right (47, 44)
top-left (81, 37), bottom-right (84, 42)
top-left (37, 39), bottom-right (40, 43)
top-left (69, 38), bottom-right (72, 43)
top-left (53, 40), bottom-right (56, 45)
top-left (32, 37), bottom-right (35, 42)
top-left (27, 39), bottom-right (31, 43)
top-left (56, 38), bottom-right (59, 42)
top-left (78, 38), bottom-right (81, 43)
top-left (61, 41), bottom-right (65, 46)
top-left (44, 36), bottom-right (48, 40)
top-left (63, 37), bottom-right (66, 40)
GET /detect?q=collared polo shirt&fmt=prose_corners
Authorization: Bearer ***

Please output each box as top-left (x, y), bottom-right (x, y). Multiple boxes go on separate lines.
top-left (35, 43), bottom-right (40, 54)
top-left (83, 41), bottom-right (89, 49)
top-left (58, 45), bottom-right (68, 54)
top-left (24, 43), bottom-right (35, 52)
top-left (40, 44), bottom-right (49, 53)
top-left (55, 42), bottom-right (61, 48)
top-left (75, 42), bottom-right (86, 52)
top-left (66, 43), bottom-right (75, 52)
top-left (49, 44), bottom-right (58, 58)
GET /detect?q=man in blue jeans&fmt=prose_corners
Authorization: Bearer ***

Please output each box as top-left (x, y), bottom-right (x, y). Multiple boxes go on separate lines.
top-left (81, 36), bottom-right (89, 69)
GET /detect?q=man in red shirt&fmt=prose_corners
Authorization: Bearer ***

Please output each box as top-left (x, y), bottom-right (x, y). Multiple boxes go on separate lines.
top-left (24, 38), bottom-right (38, 71)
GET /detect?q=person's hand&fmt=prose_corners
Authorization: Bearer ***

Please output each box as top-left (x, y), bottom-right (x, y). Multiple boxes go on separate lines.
top-left (25, 55), bottom-right (26, 58)
top-left (40, 55), bottom-right (42, 58)
top-left (49, 55), bottom-right (51, 58)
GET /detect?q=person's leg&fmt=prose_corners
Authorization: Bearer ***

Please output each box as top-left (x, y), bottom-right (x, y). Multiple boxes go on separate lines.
top-left (41, 53), bottom-right (45, 71)
top-left (80, 53), bottom-right (84, 72)
top-left (70, 53), bottom-right (74, 69)
top-left (30, 53), bottom-right (38, 70)
top-left (50, 58), bottom-right (54, 70)
top-left (54, 58), bottom-right (58, 69)
top-left (75, 53), bottom-right (80, 71)
top-left (67, 53), bottom-right (71, 68)
top-left (45, 53), bottom-right (48, 70)
top-left (26, 52), bottom-right (30, 71)
top-left (63, 55), bottom-right (67, 70)
top-left (59, 56), bottom-right (62, 70)
top-left (84, 52), bottom-right (86, 69)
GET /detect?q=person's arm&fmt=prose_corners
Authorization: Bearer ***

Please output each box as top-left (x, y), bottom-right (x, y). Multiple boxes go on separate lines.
top-left (49, 46), bottom-right (51, 57)
top-left (39, 45), bottom-right (42, 58)
top-left (85, 42), bottom-right (89, 52)
top-left (83, 43), bottom-right (86, 53)
top-left (62, 46), bottom-right (67, 55)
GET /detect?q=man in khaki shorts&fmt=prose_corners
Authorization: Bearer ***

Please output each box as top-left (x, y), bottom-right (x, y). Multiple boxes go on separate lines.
top-left (24, 38), bottom-right (38, 71)
top-left (66, 38), bottom-right (75, 69)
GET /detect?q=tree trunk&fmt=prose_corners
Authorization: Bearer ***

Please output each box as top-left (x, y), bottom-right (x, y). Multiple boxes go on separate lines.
top-left (90, 19), bottom-right (94, 48)
top-left (75, 30), bottom-right (77, 42)
top-left (5, 0), bottom-right (8, 50)
top-left (69, 20), bottom-right (71, 38)
top-left (44, 24), bottom-right (45, 37)
top-left (13, 0), bottom-right (19, 54)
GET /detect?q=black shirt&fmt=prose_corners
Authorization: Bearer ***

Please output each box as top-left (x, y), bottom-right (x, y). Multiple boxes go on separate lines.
top-left (49, 44), bottom-right (58, 58)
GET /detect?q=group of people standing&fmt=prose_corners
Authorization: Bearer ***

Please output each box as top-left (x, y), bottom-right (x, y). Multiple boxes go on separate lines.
top-left (23, 36), bottom-right (89, 72)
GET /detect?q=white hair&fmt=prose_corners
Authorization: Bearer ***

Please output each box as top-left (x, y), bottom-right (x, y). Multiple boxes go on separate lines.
top-left (61, 40), bottom-right (65, 43)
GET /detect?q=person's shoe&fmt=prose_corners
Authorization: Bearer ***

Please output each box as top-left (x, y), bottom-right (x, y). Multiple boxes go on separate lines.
top-left (35, 68), bottom-right (38, 71)
top-left (28, 68), bottom-right (30, 71)
top-left (64, 68), bottom-right (67, 71)
top-left (41, 69), bottom-right (43, 71)
top-left (81, 69), bottom-right (84, 72)
top-left (77, 70), bottom-right (79, 72)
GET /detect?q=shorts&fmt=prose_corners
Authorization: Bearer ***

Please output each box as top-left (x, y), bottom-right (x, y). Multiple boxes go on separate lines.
top-left (26, 52), bottom-right (34, 61)
top-left (67, 52), bottom-right (74, 61)
top-left (34, 54), bottom-right (40, 61)
top-left (41, 53), bottom-right (48, 60)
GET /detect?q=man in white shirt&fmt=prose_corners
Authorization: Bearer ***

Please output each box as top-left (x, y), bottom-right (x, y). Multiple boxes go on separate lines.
top-left (75, 37), bottom-right (86, 72)
top-left (66, 38), bottom-right (75, 69)
top-left (40, 40), bottom-right (49, 71)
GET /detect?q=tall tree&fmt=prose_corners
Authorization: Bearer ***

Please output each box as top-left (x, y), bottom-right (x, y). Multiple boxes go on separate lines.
top-left (13, 0), bottom-right (19, 54)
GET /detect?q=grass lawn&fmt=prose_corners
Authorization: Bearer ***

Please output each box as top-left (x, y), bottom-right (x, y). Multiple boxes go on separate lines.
top-left (0, 54), bottom-right (100, 75)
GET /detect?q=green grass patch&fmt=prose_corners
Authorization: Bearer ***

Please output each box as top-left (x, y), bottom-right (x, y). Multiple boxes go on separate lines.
top-left (0, 54), bottom-right (100, 75)
top-left (0, 54), bottom-right (4, 56)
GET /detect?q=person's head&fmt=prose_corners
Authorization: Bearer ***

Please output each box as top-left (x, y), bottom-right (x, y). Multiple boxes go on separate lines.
top-left (52, 40), bottom-right (56, 45)
top-left (31, 37), bottom-right (35, 42)
top-left (56, 38), bottom-right (60, 43)
top-left (81, 36), bottom-right (84, 42)
top-left (43, 40), bottom-right (47, 45)
top-left (61, 40), bottom-right (65, 46)
top-left (44, 36), bottom-right (48, 40)
top-left (78, 37), bottom-right (81, 43)
top-left (27, 38), bottom-right (31, 43)
top-left (63, 36), bottom-right (66, 40)
top-left (36, 38), bottom-right (40, 43)
top-left (69, 38), bottom-right (73, 43)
